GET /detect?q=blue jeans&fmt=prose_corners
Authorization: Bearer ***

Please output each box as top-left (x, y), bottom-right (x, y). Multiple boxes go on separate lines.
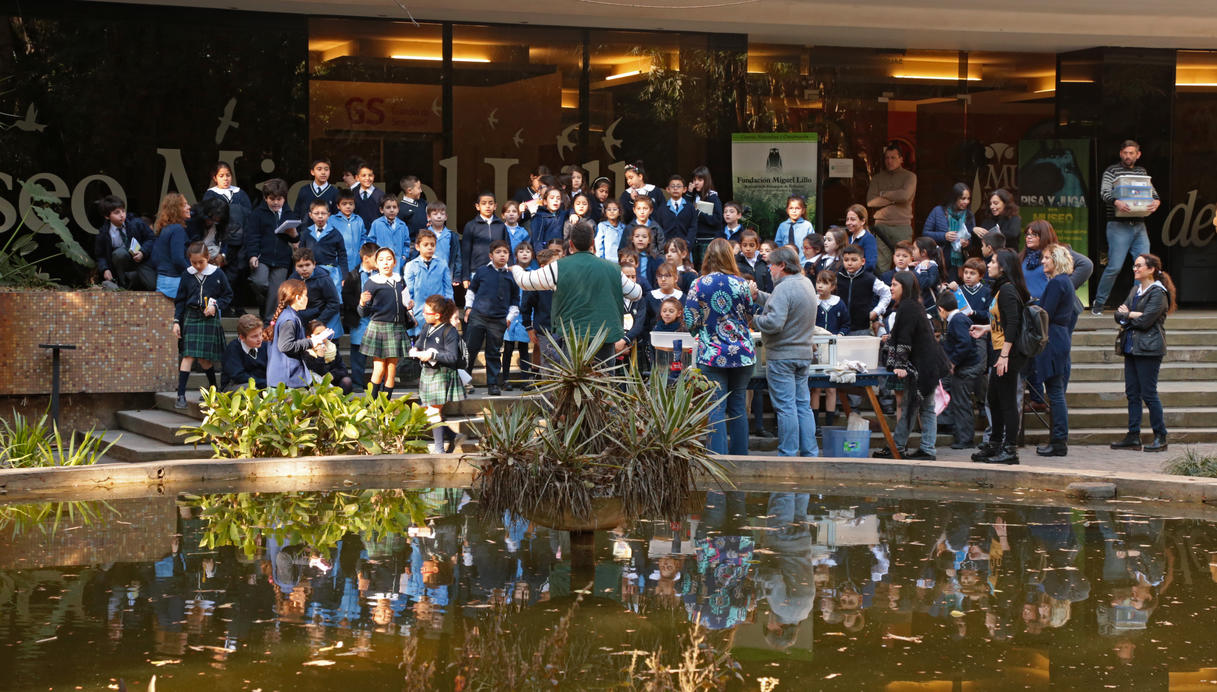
top-left (1124, 355), bottom-right (1166, 436)
top-left (1043, 371), bottom-right (1069, 441)
top-left (893, 388), bottom-right (937, 455)
top-left (766, 359), bottom-right (819, 457)
top-left (1094, 221), bottom-right (1151, 309)
top-left (703, 364), bottom-right (753, 455)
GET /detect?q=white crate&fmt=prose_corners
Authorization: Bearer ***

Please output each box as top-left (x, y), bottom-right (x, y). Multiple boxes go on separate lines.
top-left (834, 335), bottom-right (881, 370)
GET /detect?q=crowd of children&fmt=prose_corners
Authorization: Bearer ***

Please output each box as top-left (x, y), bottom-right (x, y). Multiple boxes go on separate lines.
top-left (100, 155), bottom-right (1034, 456)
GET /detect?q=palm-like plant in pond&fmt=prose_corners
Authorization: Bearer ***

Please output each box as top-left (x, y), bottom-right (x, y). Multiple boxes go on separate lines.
top-left (473, 326), bottom-right (730, 523)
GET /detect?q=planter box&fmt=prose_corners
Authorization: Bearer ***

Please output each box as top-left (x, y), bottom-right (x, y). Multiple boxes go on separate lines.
top-left (0, 289), bottom-right (176, 395)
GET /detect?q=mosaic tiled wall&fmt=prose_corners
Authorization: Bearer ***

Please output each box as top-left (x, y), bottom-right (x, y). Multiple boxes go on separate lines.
top-left (0, 497), bottom-right (178, 569)
top-left (0, 290), bottom-right (177, 395)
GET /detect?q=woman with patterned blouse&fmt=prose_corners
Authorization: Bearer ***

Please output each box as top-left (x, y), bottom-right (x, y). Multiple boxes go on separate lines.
top-left (684, 238), bottom-right (757, 455)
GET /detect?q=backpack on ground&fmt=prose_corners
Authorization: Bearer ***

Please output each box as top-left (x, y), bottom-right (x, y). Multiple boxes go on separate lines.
top-left (1018, 300), bottom-right (1050, 358)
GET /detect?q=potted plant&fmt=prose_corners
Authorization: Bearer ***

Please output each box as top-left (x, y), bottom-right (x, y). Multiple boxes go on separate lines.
top-left (471, 327), bottom-right (729, 531)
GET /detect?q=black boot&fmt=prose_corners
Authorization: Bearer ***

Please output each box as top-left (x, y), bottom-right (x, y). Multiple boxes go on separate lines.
top-left (981, 445), bottom-right (1019, 465)
top-left (1110, 432), bottom-right (1142, 450)
top-left (971, 442), bottom-right (999, 463)
top-left (1143, 435), bottom-right (1169, 453)
top-left (1036, 439), bottom-right (1068, 457)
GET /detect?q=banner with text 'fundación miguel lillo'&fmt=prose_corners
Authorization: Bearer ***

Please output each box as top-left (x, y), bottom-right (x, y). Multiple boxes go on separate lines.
top-left (731, 133), bottom-right (819, 239)
top-left (1017, 139), bottom-right (1090, 256)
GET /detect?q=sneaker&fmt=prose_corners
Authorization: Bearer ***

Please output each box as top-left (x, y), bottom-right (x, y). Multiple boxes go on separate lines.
top-left (175, 395), bottom-right (188, 409)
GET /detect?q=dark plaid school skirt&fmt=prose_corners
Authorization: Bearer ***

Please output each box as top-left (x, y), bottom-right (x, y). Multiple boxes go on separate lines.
top-left (361, 320), bottom-right (407, 359)
top-left (182, 312), bottom-right (224, 361)
top-left (418, 366), bottom-right (465, 407)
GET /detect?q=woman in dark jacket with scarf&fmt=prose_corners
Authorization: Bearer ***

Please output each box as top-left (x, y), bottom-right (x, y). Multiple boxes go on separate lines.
top-left (874, 271), bottom-right (949, 460)
top-left (1110, 253), bottom-right (1176, 453)
top-left (969, 249), bottom-right (1028, 465)
top-left (1033, 244), bottom-right (1079, 457)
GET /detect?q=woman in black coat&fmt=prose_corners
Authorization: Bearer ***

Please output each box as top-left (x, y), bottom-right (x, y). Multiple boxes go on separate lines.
top-left (972, 188), bottom-right (1022, 255)
top-left (969, 249), bottom-right (1029, 465)
top-left (1110, 253), bottom-right (1176, 453)
top-left (874, 271), bottom-right (949, 461)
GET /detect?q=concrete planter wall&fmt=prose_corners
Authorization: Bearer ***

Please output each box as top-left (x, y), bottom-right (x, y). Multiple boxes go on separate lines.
top-left (0, 289), bottom-right (176, 396)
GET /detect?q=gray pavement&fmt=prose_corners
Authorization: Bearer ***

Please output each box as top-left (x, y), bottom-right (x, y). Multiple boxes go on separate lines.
top-left (930, 441), bottom-right (1217, 475)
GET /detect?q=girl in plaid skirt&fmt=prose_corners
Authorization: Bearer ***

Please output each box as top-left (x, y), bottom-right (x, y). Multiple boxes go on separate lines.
top-left (359, 247), bottom-right (415, 399)
top-left (412, 295), bottom-right (466, 453)
top-left (173, 242), bottom-right (233, 408)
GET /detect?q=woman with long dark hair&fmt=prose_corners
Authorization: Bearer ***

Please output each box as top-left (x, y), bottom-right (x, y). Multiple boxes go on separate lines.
top-left (969, 249), bottom-right (1029, 465)
top-left (1034, 244), bottom-right (1079, 457)
top-left (974, 188), bottom-right (1021, 249)
top-left (873, 271), bottom-right (949, 460)
top-left (921, 182), bottom-right (975, 280)
top-left (687, 165), bottom-right (723, 264)
top-left (1110, 254), bottom-right (1177, 453)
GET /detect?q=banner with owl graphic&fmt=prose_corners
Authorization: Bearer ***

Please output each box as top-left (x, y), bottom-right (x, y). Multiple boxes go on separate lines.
top-left (730, 132), bottom-right (819, 239)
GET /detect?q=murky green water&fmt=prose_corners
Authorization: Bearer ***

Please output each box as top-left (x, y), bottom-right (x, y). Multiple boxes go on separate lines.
top-left (2, 488), bottom-right (1217, 690)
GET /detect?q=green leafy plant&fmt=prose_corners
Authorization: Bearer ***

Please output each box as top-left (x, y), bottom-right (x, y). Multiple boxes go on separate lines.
top-left (0, 179), bottom-right (94, 287)
top-left (473, 326), bottom-right (730, 524)
top-left (184, 489), bottom-right (431, 558)
top-left (0, 411), bottom-right (116, 468)
top-left (1164, 447), bottom-right (1217, 477)
top-left (180, 377), bottom-right (432, 458)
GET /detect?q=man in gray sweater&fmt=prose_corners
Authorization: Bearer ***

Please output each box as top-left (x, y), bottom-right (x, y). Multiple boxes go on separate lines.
top-left (752, 247), bottom-right (819, 457)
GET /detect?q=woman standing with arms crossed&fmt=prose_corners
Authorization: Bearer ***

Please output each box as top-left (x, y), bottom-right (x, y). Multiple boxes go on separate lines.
top-left (969, 249), bottom-right (1029, 465)
top-left (684, 238), bottom-right (757, 455)
top-left (1033, 244), bottom-right (1079, 457)
top-left (1110, 254), bottom-right (1176, 453)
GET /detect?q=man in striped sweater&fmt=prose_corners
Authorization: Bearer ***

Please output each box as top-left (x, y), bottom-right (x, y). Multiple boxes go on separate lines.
top-left (1093, 139), bottom-right (1160, 315)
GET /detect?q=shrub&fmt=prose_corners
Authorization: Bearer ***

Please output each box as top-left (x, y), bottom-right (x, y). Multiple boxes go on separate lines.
top-left (1164, 447), bottom-right (1217, 477)
top-left (180, 377), bottom-right (432, 458)
top-left (0, 411), bottom-right (115, 468)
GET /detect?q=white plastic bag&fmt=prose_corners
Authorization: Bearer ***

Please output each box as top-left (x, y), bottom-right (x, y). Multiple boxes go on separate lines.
top-left (933, 381), bottom-right (951, 415)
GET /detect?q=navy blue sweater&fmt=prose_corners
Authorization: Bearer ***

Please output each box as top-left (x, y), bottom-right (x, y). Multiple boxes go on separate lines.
top-left (460, 216), bottom-right (508, 282)
top-left (173, 266), bottom-right (233, 323)
top-left (302, 224), bottom-right (348, 272)
top-left (221, 337), bottom-right (268, 389)
top-left (399, 194), bottom-right (429, 240)
top-left (244, 203), bottom-right (297, 268)
top-left (468, 263), bottom-right (518, 320)
top-left (652, 198), bottom-right (699, 248)
top-left (352, 186), bottom-right (384, 229)
top-left (293, 183), bottom-right (339, 223)
top-left (528, 210), bottom-right (565, 257)
top-left (289, 267), bottom-right (340, 327)
top-left (358, 274), bottom-right (412, 325)
top-left (152, 223), bottom-right (192, 278)
top-left (959, 282), bottom-right (992, 323)
top-left (942, 311), bottom-right (980, 369)
top-left (521, 287), bottom-right (554, 333)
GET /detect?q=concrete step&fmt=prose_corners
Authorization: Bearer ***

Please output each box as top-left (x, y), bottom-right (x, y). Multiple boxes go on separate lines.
top-left (1021, 406), bottom-right (1217, 430)
top-left (1069, 345), bottom-right (1217, 364)
top-left (1071, 329), bottom-right (1217, 347)
top-left (442, 393), bottom-right (541, 418)
top-left (98, 430), bottom-right (214, 463)
top-left (155, 391), bottom-right (207, 420)
top-left (1074, 311), bottom-right (1217, 332)
top-left (1062, 381), bottom-right (1217, 408)
top-left (115, 409), bottom-right (198, 445)
top-left (1069, 362), bottom-right (1217, 382)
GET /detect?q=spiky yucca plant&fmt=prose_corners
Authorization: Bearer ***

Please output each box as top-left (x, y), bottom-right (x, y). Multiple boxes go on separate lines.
top-left (473, 326), bottom-right (730, 523)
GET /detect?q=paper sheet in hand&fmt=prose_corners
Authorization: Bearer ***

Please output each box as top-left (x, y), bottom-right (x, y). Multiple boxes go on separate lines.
top-left (129, 237), bottom-right (142, 254)
top-left (695, 199), bottom-right (715, 215)
top-left (274, 219), bottom-right (302, 235)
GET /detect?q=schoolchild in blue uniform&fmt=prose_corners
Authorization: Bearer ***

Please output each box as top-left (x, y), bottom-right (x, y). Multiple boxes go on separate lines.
top-left (528, 187), bottom-right (566, 257)
top-left (94, 194), bottom-right (155, 290)
top-left (465, 240), bottom-right (519, 396)
top-left (300, 199), bottom-right (348, 309)
top-left (521, 247), bottom-right (558, 378)
top-left (501, 200), bottom-right (531, 254)
top-left (687, 166), bottom-right (724, 263)
top-left (332, 189), bottom-right (368, 273)
top-left (341, 242), bottom-right (380, 388)
top-left (811, 269), bottom-right (849, 428)
top-left (403, 229), bottom-right (454, 337)
top-left (293, 158), bottom-right (339, 222)
top-left (648, 262), bottom-right (685, 325)
top-left (222, 313), bottom-right (268, 390)
top-left (950, 257), bottom-right (992, 322)
top-left (458, 193), bottom-right (508, 289)
top-left (351, 163), bottom-right (384, 229)
top-left (398, 175), bottom-right (429, 240)
top-left (618, 161), bottom-right (665, 226)
top-left (151, 192), bottom-right (193, 299)
top-left (201, 163), bottom-right (253, 310)
top-left (774, 195), bottom-right (815, 262)
top-left (502, 242), bottom-right (537, 389)
top-left (652, 175), bottom-right (698, 249)
top-left (628, 196), bottom-right (666, 252)
top-left (368, 196), bottom-right (410, 273)
top-left (265, 279), bottom-right (315, 390)
top-left (288, 248), bottom-right (342, 339)
top-left (422, 201), bottom-right (461, 291)
top-left (620, 263), bottom-right (653, 371)
top-left (662, 238), bottom-right (699, 294)
top-left (359, 247), bottom-right (416, 399)
top-left (595, 200), bottom-right (626, 262)
top-left (172, 242), bottom-right (232, 408)
top-left (244, 178), bottom-right (296, 321)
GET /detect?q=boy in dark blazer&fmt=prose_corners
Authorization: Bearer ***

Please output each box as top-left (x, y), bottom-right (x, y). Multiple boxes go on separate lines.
top-left (938, 289), bottom-right (985, 449)
top-left (652, 175), bottom-right (699, 248)
top-left (293, 158), bottom-right (340, 222)
top-left (352, 163), bottom-right (385, 229)
top-left (465, 240), bottom-right (519, 395)
top-left (222, 314), bottom-right (269, 389)
top-left (94, 194), bottom-right (156, 290)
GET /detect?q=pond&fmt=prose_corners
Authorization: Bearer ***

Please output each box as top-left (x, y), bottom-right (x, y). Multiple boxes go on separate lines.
top-left (1, 487), bottom-right (1216, 690)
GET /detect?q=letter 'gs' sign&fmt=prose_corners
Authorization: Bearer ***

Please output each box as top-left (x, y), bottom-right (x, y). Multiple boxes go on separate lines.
top-left (344, 97), bottom-right (385, 126)
top-left (1162, 189), bottom-right (1217, 247)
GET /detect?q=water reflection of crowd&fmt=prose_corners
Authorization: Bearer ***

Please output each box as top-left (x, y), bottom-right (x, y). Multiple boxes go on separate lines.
top-left (14, 489), bottom-right (1215, 686)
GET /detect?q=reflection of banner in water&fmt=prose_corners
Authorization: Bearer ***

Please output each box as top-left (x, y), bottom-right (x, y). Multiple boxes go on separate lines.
top-left (1017, 139), bottom-right (1090, 256)
top-left (731, 133), bottom-right (818, 238)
